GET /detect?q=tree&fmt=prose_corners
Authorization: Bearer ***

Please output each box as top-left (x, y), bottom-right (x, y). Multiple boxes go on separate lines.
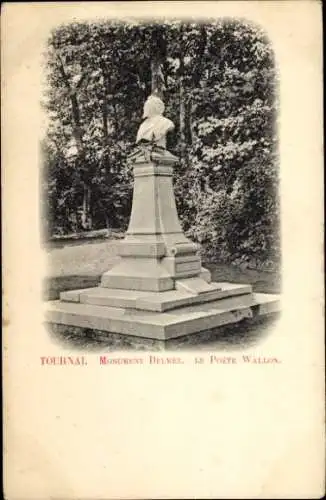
top-left (150, 25), bottom-right (166, 98)
top-left (42, 19), bottom-right (280, 269)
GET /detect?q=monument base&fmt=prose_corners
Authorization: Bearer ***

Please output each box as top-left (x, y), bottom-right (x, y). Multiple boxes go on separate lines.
top-left (45, 282), bottom-right (280, 342)
top-left (45, 148), bottom-right (281, 345)
top-left (47, 312), bottom-right (280, 350)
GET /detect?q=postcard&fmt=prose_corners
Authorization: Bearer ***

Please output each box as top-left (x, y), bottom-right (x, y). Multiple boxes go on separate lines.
top-left (3, 1), bottom-right (324, 498)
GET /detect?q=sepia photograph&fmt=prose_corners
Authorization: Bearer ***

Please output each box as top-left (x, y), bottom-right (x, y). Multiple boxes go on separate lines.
top-left (43, 17), bottom-right (281, 351)
top-left (3, 2), bottom-right (324, 499)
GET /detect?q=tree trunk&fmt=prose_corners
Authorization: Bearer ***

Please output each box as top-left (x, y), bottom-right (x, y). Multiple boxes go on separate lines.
top-left (179, 57), bottom-right (187, 161)
top-left (81, 184), bottom-right (92, 230)
top-left (104, 211), bottom-right (111, 231)
top-left (69, 92), bottom-right (92, 230)
top-left (150, 26), bottom-right (166, 99)
top-left (179, 24), bottom-right (187, 163)
top-left (193, 24), bottom-right (207, 87)
top-left (100, 70), bottom-right (113, 231)
top-left (151, 59), bottom-right (165, 98)
top-left (101, 67), bottom-right (110, 142)
top-left (70, 92), bottom-right (84, 153)
top-left (56, 53), bottom-right (92, 230)
top-left (102, 99), bottom-right (109, 141)
top-left (188, 99), bottom-right (194, 146)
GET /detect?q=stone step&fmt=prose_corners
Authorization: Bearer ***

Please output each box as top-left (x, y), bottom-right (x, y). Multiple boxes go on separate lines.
top-left (175, 277), bottom-right (222, 294)
top-left (46, 291), bottom-right (281, 341)
top-left (60, 282), bottom-right (253, 312)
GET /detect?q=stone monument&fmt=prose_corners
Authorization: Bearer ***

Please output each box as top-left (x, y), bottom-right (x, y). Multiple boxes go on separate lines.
top-left (136, 94), bottom-right (174, 148)
top-left (46, 95), bottom-right (280, 344)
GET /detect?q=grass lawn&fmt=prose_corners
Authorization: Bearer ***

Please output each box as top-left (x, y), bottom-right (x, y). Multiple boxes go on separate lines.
top-left (44, 237), bottom-right (281, 299)
top-left (44, 237), bottom-right (281, 350)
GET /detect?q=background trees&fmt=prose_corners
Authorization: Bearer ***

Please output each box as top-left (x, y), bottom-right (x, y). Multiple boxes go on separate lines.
top-left (42, 18), bottom-right (280, 269)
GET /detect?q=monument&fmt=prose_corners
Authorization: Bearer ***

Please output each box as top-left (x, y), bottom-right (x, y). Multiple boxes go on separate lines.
top-left (46, 95), bottom-right (280, 344)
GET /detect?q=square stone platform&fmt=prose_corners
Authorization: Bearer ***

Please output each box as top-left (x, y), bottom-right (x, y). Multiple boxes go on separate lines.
top-left (46, 281), bottom-right (280, 341)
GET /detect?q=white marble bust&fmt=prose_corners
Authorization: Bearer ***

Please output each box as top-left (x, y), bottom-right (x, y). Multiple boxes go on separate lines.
top-left (136, 95), bottom-right (174, 149)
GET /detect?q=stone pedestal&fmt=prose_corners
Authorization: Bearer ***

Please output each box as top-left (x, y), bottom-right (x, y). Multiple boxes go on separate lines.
top-left (46, 148), bottom-right (280, 343)
top-left (101, 149), bottom-right (215, 293)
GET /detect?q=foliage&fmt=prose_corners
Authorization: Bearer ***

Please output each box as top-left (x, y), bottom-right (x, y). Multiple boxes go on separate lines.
top-left (42, 18), bottom-right (280, 267)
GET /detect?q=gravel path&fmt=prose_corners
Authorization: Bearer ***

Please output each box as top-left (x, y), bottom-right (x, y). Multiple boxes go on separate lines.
top-left (45, 238), bottom-right (121, 277)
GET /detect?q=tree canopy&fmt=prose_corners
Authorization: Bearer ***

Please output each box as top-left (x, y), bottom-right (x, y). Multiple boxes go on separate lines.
top-left (42, 18), bottom-right (280, 269)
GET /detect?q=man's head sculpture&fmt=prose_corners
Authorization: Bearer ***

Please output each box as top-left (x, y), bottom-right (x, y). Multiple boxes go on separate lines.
top-left (142, 94), bottom-right (165, 118)
top-left (136, 94), bottom-right (174, 149)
